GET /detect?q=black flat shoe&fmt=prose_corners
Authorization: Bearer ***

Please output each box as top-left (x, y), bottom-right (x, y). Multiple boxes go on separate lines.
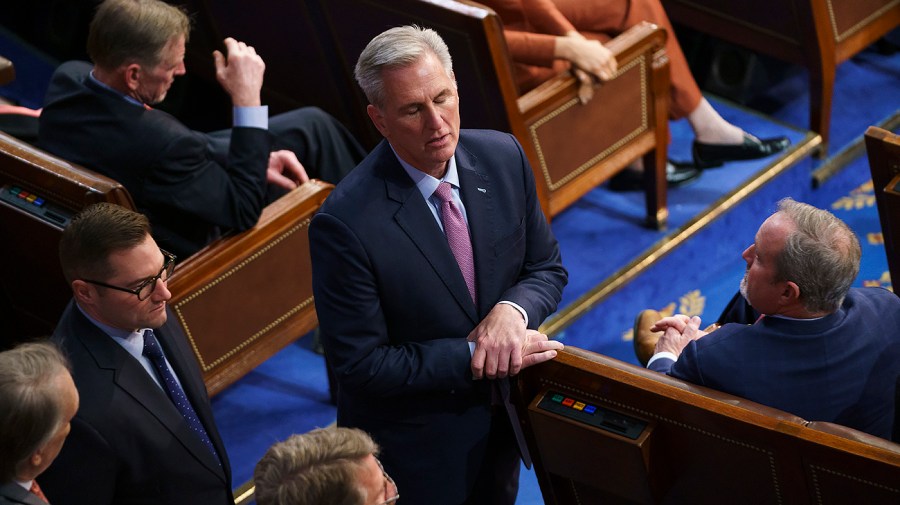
top-left (692, 134), bottom-right (790, 168)
top-left (608, 163), bottom-right (701, 192)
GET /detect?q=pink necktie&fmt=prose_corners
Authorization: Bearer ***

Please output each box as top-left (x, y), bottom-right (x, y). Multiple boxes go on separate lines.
top-left (434, 182), bottom-right (477, 304)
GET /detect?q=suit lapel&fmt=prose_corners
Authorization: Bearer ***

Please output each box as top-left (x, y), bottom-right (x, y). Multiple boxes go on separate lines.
top-left (154, 312), bottom-right (229, 476)
top-left (377, 143), bottom-right (479, 323)
top-left (70, 308), bottom-right (225, 481)
top-left (0, 482), bottom-right (46, 505)
top-left (456, 142), bottom-right (496, 318)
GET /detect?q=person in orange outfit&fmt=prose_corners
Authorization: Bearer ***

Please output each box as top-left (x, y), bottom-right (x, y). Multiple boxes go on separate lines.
top-left (483, 0), bottom-right (789, 178)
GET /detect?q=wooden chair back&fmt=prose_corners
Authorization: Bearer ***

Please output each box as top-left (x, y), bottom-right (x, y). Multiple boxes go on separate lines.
top-left (865, 126), bottom-right (900, 292)
top-left (515, 347), bottom-right (900, 504)
top-left (166, 181), bottom-right (331, 394)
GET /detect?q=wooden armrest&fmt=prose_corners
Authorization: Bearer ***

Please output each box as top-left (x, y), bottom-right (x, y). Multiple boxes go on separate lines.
top-left (167, 180), bottom-right (333, 395)
top-left (514, 22), bottom-right (670, 223)
top-left (557, 347), bottom-right (809, 425)
top-left (804, 421), bottom-right (900, 454)
top-left (0, 131), bottom-right (133, 211)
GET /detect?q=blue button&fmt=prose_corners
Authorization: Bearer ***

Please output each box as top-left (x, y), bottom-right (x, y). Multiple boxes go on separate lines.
top-left (33, 197), bottom-right (44, 207)
top-left (583, 405), bottom-right (597, 414)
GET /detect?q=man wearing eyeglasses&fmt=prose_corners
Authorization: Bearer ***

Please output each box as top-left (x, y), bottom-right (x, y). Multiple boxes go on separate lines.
top-left (254, 427), bottom-right (398, 505)
top-left (40, 203), bottom-right (233, 505)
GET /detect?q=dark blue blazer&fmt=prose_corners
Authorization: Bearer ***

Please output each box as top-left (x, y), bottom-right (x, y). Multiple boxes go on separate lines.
top-left (41, 302), bottom-right (233, 505)
top-left (39, 61), bottom-right (271, 258)
top-left (651, 288), bottom-right (900, 438)
top-left (310, 129), bottom-right (567, 504)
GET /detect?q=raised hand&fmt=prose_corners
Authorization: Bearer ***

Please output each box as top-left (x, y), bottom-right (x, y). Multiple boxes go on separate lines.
top-left (212, 37), bottom-right (265, 107)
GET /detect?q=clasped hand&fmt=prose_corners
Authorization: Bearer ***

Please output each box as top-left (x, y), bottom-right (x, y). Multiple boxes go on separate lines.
top-left (557, 32), bottom-right (618, 104)
top-left (650, 315), bottom-right (709, 357)
top-left (468, 304), bottom-right (564, 380)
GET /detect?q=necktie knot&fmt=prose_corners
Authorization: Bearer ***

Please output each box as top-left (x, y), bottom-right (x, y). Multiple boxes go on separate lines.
top-left (433, 181), bottom-right (454, 202)
top-left (142, 329), bottom-right (163, 360)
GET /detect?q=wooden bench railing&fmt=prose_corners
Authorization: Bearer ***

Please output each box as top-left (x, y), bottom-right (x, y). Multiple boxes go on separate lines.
top-left (0, 131), bottom-right (330, 395)
top-left (515, 347), bottom-right (900, 504)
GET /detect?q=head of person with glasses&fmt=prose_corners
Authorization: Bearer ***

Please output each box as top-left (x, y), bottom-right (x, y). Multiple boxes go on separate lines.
top-left (59, 202), bottom-right (174, 331)
top-left (45, 201), bottom-right (234, 503)
top-left (254, 427), bottom-right (399, 505)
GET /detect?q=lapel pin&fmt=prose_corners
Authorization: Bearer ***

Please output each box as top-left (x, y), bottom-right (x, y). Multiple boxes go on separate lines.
top-left (477, 187), bottom-right (487, 193)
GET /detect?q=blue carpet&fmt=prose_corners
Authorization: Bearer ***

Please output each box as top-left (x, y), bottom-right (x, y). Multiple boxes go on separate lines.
top-left (212, 334), bottom-right (336, 488)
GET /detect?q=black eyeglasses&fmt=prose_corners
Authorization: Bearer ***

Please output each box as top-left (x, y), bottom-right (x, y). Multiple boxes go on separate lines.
top-left (374, 457), bottom-right (399, 505)
top-left (82, 250), bottom-right (176, 301)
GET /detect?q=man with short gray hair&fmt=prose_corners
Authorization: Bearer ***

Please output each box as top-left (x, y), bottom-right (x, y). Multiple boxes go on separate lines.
top-left (0, 341), bottom-right (78, 505)
top-left (636, 198), bottom-right (900, 439)
top-left (311, 25), bottom-right (567, 504)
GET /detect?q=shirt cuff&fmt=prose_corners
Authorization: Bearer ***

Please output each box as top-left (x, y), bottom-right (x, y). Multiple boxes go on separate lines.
top-left (497, 300), bottom-right (528, 328)
top-left (646, 351), bottom-right (678, 369)
top-left (468, 341), bottom-right (476, 356)
top-left (233, 106), bottom-right (268, 129)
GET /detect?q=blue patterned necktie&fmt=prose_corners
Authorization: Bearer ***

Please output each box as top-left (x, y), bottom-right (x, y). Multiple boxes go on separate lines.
top-left (142, 329), bottom-right (219, 462)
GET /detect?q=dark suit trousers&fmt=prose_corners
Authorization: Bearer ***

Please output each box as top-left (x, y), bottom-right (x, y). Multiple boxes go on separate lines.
top-left (466, 408), bottom-right (522, 505)
top-left (205, 106), bottom-right (365, 189)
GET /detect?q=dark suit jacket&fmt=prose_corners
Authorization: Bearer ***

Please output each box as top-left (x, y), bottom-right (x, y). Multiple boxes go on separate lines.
top-left (41, 302), bottom-right (233, 505)
top-left (651, 288), bottom-right (900, 439)
top-left (310, 129), bottom-right (567, 504)
top-left (0, 483), bottom-right (46, 505)
top-left (39, 61), bottom-right (271, 258)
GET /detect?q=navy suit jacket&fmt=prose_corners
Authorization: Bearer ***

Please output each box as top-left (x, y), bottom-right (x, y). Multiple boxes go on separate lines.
top-left (310, 130), bottom-right (567, 504)
top-left (39, 61), bottom-right (271, 258)
top-left (41, 302), bottom-right (233, 505)
top-left (651, 288), bottom-right (900, 438)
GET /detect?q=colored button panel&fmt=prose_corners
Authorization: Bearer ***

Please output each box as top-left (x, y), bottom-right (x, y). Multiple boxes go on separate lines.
top-left (537, 390), bottom-right (648, 440)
